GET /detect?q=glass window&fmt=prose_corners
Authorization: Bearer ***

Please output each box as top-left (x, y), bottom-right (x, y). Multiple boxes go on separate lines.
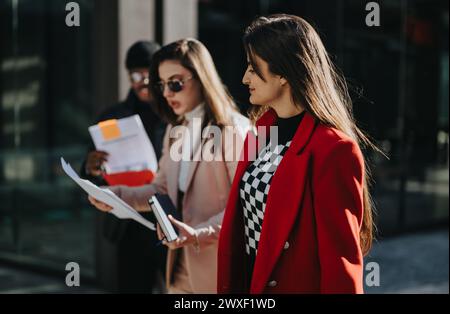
top-left (0, 0), bottom-right (95, 276)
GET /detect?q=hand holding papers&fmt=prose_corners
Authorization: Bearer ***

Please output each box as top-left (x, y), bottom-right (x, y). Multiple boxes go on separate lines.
top-left (61, 157), bottom-right (155, 231)
top-left (88, 115), bottom-right (157, 186)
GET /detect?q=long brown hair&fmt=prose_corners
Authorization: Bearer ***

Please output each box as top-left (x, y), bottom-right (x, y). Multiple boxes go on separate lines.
top-left (149, 38), bottom-right (238, 127)
top-left (244, 14), bottom-right (378, 255)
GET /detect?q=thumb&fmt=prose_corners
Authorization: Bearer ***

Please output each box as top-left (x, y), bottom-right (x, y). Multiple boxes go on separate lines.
top-left (168, 215), bottom-right (183, 228)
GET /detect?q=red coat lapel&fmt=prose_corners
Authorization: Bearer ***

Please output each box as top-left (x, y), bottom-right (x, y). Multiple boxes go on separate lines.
top-left (231, 109), bottom-right (279, 201)
top-left (250, 111), bottom-right (318, 293)
top-left (218, 109), bottom-right (318, 293)
top-left (218, 109), bottom-right (277, 292)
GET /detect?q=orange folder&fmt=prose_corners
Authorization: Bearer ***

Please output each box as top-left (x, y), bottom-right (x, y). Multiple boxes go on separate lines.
top-left (103, 170), bottom-right (155, 187)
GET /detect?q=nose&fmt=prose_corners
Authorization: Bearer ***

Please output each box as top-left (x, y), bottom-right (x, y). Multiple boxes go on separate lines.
top-left (137, 80), bottom-right (149, 89)
top-left (242, 70), bottom-right (250, 86)
top-left (162, 84), bottom-right (173, 98)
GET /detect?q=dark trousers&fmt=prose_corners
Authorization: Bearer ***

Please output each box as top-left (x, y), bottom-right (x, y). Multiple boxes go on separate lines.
top-left (96, 211), bottom-right (167, 293)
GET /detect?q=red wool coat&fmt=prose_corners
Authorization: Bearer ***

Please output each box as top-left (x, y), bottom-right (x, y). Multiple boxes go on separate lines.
top-left (217, 109), bottom-right (365, 294)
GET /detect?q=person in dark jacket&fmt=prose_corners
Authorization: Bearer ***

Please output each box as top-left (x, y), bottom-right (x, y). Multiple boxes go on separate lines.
top-left (81, 40), bottom-right (167, 293)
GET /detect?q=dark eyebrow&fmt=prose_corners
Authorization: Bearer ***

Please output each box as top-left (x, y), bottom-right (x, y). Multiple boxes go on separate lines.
top-left (168, 74), bottom-right (183, 80)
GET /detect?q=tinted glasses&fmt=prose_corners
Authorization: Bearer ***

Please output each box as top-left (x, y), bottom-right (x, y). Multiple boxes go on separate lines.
top-left (156, 76), bottom-right (193, 93)
top-left (130, 71), bottom-right (150, 85)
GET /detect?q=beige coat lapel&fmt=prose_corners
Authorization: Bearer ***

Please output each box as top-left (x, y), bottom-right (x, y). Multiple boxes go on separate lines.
top-left (164, 126), bottom-right (181, 206)
top-left (182, 134), bottom-right (209, 196)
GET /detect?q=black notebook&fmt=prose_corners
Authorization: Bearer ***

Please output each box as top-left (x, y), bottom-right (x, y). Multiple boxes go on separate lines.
top-left (148, 194), bottom-right (179, 242)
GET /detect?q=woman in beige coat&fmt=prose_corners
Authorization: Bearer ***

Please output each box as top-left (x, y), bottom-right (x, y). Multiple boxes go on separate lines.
top-left (89, 38), bottom-right (250, 293)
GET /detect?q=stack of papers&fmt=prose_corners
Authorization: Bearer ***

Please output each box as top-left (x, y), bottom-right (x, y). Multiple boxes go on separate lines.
top-left (88, 115), bottom-right (158, 174)
top-left (61, 157), bottom-right (155, 231)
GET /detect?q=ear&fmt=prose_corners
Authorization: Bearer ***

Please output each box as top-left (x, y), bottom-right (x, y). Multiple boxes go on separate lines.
top-left (279, 76), bottom-right (288, 87)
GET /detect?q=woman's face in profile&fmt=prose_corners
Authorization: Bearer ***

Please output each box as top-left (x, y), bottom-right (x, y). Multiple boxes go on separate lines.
top-left (242, 53), bottom-right (284, 107)
top-left (158, 60), bottom-right (203, 116)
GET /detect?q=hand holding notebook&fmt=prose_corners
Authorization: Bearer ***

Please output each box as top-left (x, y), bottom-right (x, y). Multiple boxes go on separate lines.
top-left (148, 194), bottom-right (180, 242)
top-left (149, 194), bottom-right (199, 251)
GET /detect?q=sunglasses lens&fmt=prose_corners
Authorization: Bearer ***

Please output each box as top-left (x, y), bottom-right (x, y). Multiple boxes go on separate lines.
top-left (168, 81), bottom-right (183, 92)
top-left (130, 73), bottom-right (141, 83)
top-left (156, 79), bottom-right (188, 94)
top-left (131, 72), bottom-right (150, 84)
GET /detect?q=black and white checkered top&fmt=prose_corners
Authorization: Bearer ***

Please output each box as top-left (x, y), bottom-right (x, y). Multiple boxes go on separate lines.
top-left (239, 111), bottom-right (305, 278)
top-left (240, 140), bottom-right (292, 255)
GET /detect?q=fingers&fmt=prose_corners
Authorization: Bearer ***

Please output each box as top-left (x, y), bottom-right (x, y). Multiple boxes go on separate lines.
top-left (157, 226), bottom-right (179, 249)
top-left (158, 218), bottom-right (193, 250)
top-left (89, 150), bottom-right (109, 159)
top-left (157, 224), bottom-right (180, 250)
top-left (168, 215), bottom-right (193, 237)
top-left (88, 195), bottom-right (113, 212)
top-left (156, 224), bottom-right (164, 241)
top-left (86, 151), bottom-right (109, 175)
top-left (87, 151), bottom-right (109, 165)
top-left (168, 215), bottom-right (183, 228)
top-left (164, 239), bottom-right (182, 250)
top-left (88, 195), bottom-right (98, 207)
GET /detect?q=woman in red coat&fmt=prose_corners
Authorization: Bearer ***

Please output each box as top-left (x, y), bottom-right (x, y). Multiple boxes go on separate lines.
top-left (217, 14), bottom-right (377, 294)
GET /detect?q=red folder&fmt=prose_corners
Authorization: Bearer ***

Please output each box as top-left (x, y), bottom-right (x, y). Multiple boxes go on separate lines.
top-left (103, 170), bottom-right (155, 187)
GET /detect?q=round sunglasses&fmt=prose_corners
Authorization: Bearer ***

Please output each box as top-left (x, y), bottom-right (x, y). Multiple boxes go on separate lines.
top-left (130, 71), bottom-right (150, 85)
top-left (156, 76), bottom-right (193, 93)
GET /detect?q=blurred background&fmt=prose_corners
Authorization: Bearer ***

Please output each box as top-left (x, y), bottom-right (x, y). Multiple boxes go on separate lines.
top-left (0, 0), bottom-right (448, 293)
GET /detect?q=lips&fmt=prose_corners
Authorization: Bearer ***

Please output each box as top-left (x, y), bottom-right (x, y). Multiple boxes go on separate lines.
top-left (139, 87), bottom-right (148, 95)
top-left (168, 100), bottom-right (181, 109)
top-left (249, 88), bottom-right (255, 93)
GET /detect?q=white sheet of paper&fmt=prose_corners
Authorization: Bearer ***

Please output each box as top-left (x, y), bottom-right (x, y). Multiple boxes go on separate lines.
top-left (88, 115), bottom-right (158, 174)
top-left (60, 157), bottom-right (155, 231)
